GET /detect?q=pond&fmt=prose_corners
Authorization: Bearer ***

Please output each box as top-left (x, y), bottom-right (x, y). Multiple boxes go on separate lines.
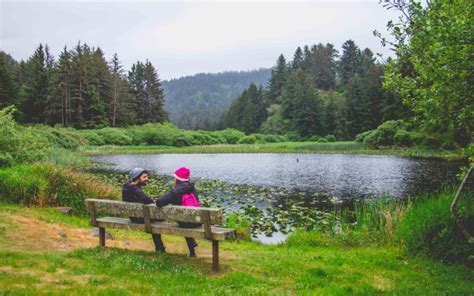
top-left (92, 153), bottom-right (464, 199)
top-left (92, 153), bottom-right (467, 244)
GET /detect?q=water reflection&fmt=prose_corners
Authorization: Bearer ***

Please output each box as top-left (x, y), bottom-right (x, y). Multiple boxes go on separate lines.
top-left (92, 153), bottom-right (465, 199)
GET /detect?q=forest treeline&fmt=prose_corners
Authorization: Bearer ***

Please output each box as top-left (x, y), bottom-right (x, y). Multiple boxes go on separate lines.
top-left (220, 40), bottom-right (406, 140)
top-left (162, 69), bottom-right (270, 130)
top-left (221, 0), bottom-right (473, 148)
top-left (0, 43), bottom-right (166, 128)
top-left (0, 0), bottom-right (471, 149)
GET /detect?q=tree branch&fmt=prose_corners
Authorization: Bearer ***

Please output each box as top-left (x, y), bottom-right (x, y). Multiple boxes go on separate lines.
top-left (451, 165), bottom-right (473, 240)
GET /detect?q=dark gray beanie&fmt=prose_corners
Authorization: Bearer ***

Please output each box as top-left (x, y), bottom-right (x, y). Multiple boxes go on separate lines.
top-left (129, 168), bottom-right (147, 181)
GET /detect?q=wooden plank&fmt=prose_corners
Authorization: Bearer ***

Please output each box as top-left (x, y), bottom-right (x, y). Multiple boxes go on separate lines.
top-left (202, 210), bottom-right (213, 240)
top-left (96, 217), bottom-right (146, 231)
top-left (86, 199), bottom-right (144, 217)
top-left (87, 200), bottom-right (98, 227)
top-left (143, 206), bottom-right (152, 233)
top-left (212, 240), bottom-right (219, 272)
top-left (147, 204), bottom-right (224, 224)
top-left (150, 223), bottom-right (235, 241)
top-left (85, 199), bottom-right (224, 224)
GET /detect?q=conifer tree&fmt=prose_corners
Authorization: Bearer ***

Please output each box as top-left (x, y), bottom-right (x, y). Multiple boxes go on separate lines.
top-left (267, 54), bottom-right (289, 104)
top-left (309, 43), bottom-right (338, 90)
top-left (281, 70), bottom-right (324, 137)
top-left (338, 40), bottom-right (361, 87)
top-left (21, 44), bottom-right (49, 123)
top-left (291, 47), bottom-right (304, 70)
top-left (0, 52), bottom-right (18, 109)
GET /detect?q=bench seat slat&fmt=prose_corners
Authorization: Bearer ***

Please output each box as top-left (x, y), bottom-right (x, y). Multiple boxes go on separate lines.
top-left (96, 217), bottom-right (145, 231)
top-left (86, 199), bottom-right (223, 224)
top-left (96, 217), bottom-right (236, 241)
top-left (150, 222), bottom-right (235, 241)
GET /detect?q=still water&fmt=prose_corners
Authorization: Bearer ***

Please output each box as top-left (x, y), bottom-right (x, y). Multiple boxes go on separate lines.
top-left (92, 153), bottom-right (464, 199)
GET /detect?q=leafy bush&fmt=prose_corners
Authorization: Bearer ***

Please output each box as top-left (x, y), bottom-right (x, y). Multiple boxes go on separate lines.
top-left (325, 135), bottom-right (336, 142)
top-left (317, 138), bottom-right (328, 143)
top-left (213, 129), bottom-right (245, 144)
top-left (238, 135), bottom-right (257, 144)
top-left (308, 135), bottom-right (320, 142)
top-left (81, 131), bottom-right (106, 146)
top-left (396, 188), bottom-right (473, 266)
top-left (97, 128), bottom-right (132, 145)
top-left (33, 125), bottom-right (84, 150)
top-left (172, 133), bottom-right (194, 147)
top-left (0, 163), bottom-right (119, 214)
top-left (0, 106), bottom-right (52, 166)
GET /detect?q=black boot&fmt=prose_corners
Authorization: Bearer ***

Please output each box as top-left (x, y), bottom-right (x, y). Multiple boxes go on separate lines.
top-left (185, 237), bottom-right (197, 257)
top-left (152, 234), bottom-right (166, 253)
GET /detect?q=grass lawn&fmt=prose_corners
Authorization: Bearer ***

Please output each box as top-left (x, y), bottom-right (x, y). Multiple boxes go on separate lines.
top-left (0, 203), bottom-right (472, 295)
top-left (79, 141), bottom-right (456, 159)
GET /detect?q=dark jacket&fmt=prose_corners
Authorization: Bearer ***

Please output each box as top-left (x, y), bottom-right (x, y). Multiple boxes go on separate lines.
top-left (156, 181), bottom-right (201, 228)
top-left (122, 181), bottom-right (153, 223)
top-left (155, 181), bottom-right (199, 207)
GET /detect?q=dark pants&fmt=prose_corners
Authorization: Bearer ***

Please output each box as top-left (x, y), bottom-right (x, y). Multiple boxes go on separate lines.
top-left (131, 217), bottom-right (200, 255)
top-left (179, 222), bottom-right (201, 256)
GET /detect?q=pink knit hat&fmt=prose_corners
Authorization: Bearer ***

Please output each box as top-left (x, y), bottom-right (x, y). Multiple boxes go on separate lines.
top-left (174, 167), bottom-right (190, 181)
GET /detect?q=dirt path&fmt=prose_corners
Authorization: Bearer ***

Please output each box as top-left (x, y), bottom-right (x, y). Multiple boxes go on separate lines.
top-left (3, 211), bottom-right (237, 263)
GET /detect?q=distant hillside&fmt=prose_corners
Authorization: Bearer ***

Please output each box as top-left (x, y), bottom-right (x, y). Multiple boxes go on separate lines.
top-left (162, 69), bottom-right (271, 130)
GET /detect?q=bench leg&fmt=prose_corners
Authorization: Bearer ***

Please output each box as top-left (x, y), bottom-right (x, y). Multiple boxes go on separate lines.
top-left (99, 227), bottom-right (106, 247)
top-left (212, 240), bottom-right (219, 272)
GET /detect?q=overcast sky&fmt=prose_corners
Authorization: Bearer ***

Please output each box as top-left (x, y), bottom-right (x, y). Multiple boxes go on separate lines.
top-left (0, 0), bottom-right (399, 80)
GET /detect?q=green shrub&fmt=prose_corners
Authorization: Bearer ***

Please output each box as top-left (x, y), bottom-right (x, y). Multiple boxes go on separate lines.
top-left (317, 138), bottom-right (328, 143)
top-left (359, 120), bottom-right (405, 148)
top-left (393, 130), bottom-right (413, 147)
top-left (285, 132), bottom-right (302, 142)
top-left (0, 163), bottom-right (119, 213)
top-left (32, 125), bottom-right (84, 150)
top-left (355, 130), bottom-right (372, 143)
top-left (238, 135), bottom-right (257, 144)
top-left (172, 133), bottom-right (194, 147)
top-left (225, 212), bottom-right (251, 241)
top-left (396, 188), bottom-right (473, 266)
top-left (214, 129), bottom-right (245, 144)
top-left (0, 106), bottom-right (52, 166)
top-left (325, 135), bottom-right (336, 142)
top-left (97, 128), bottom-right (132, 146)
top-left (308, 135), bottom-right (320, 142)
top-left (81, 130), bottom-right (106, 146)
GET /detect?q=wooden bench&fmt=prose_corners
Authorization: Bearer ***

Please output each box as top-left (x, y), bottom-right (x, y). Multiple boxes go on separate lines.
top-left (85, 199), bottom-right (235, 272)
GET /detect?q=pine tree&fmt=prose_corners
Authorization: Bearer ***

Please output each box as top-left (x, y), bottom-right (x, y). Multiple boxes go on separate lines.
top-left (0, 52), bottom-right (19, 109)
top-left (109, 53), bottom-right (133, 126)
top-left (281, 70), bottom-right (324, 137)
top-left (338, 40), bottom-right (361, 87)
top-left (345, 74), bottom-right (370, 137)
top-left (291, 47), bottom-right (304, 70)
top-left (21, 44), bottom-right (49, 123)
top-left (267, 54), bottom-right (289, 104)
top-left (143, 60), bottom-right (166, 123)
top-left (309, 43), bottom-right (338, 90)
top-left (71, 43), bottom-right (90, 128)
top-left (86, 47), bottom-right (110, 127)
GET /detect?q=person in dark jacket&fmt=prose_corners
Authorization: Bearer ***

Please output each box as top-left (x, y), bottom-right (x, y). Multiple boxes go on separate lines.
top-left (122, 167), bottom-right (166, 252)
top-left (156, 167), bottom-right (201, 257)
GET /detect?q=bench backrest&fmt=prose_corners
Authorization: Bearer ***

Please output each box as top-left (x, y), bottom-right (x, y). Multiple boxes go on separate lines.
top-left (85, 198), bottom-right (224, 225)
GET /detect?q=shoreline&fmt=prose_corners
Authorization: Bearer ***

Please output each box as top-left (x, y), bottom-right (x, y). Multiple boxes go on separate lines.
top-left (79, 142), bottom-right (461, 160)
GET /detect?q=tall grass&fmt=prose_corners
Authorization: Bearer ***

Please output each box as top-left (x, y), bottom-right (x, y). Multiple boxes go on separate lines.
top-left (396, 187), bottom-right (473, 266)
top-left (0, 163), bottom-right (120, 214)
top-left (340, 197), bottom-right (407, 244)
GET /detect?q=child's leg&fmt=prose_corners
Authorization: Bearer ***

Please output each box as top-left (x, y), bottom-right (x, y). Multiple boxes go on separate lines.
top-left (152, 233), bottom-right (166, 252)
top-left (185, 237), bottom-right (197, 257)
